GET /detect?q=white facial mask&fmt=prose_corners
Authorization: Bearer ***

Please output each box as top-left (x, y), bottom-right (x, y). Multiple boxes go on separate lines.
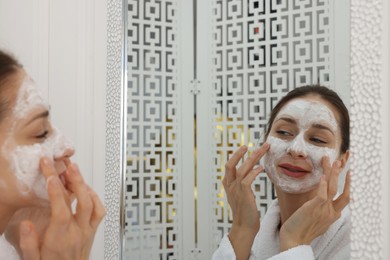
top-left (1, 76), bottom-right (74, 200)
top-left (9, 128), bottom-right (74, 200)
top-left (264, 99), bottom-right (339, 194)
top-left (13, 77), bottom-right (48, 119)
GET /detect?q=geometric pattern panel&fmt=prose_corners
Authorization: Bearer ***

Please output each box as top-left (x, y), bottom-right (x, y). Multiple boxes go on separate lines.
top-left (125, 0), bottom-right (181, 259)
top-left (210, 0), bottom-right (333, 249)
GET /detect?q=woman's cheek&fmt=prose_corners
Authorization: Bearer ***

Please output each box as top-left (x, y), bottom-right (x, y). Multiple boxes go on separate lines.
top-left (6, 128), bottom-right (74, 201)
top-left (264, 137), bottom-right (285, 179)
top-left (307, 144), bottom-right (338, 175)
top-left (10, 144), bottom-right (51, 200)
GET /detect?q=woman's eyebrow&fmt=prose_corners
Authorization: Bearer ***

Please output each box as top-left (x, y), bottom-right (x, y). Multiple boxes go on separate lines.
top-left (275, 117), bottom-right (296, 124)
top-left (312, 123), bottom-right (335, 136)
top-left (24, 110), bottom-right (50, 126)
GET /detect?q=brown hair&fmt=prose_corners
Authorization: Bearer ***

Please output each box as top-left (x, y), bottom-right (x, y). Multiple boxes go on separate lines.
top-left (265, 85), bottom-right (350, 154)
top-left (0, 50), bottom-right (22, 121)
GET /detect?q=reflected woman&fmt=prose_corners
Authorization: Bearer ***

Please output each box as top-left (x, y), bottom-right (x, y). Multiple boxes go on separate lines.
top-left (0, 50), bottom-right (105, 259)
top-left (212, 86), bottom-right (350, 259)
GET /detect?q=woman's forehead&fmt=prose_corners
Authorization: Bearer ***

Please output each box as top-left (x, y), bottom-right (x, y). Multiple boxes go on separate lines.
top-left (13, 74), bottom-right (49, 119)
top-left (276, 97), bottom-right (339, 131)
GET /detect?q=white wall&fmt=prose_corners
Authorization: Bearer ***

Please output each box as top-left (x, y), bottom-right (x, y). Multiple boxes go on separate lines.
top-left (0, 1), bottom-right (107, 259)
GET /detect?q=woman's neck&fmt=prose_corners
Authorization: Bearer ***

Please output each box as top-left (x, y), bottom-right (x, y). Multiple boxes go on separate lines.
top-left (276, 188), bottom-right (318, 225)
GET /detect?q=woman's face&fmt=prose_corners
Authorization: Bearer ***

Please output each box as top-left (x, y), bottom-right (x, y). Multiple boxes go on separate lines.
top-left (0, 70), bottom-right (74, 208)
top-left (264, 95), bottom-right (346, 194)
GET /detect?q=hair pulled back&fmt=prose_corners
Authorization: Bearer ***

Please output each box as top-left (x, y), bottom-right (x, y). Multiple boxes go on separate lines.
top-left (0, 50), bottom-right (22, 121)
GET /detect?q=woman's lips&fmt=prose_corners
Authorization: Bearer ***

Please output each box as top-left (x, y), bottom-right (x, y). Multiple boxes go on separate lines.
top-left (278, 163), bottom-right (311, 178)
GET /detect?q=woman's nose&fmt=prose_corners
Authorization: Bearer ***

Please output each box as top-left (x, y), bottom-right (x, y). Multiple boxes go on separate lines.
top-left (288, 148), bottom-right (307, 158)
top-left (287, 134), bottom-right (307, 158)
top-left (55, 147), bottom-right (75, 160)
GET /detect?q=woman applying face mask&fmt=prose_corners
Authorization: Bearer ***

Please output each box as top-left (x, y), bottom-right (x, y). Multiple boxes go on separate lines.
top-left (0, 50), bottom-right (105, 259)
top-left (212, 86), bottom-right (350, 260)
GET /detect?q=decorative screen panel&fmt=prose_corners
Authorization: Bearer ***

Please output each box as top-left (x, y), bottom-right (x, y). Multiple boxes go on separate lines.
top-left (125, 0), bottom-right (181, 259)
top-left (209, 0), bottom-right (333, 248)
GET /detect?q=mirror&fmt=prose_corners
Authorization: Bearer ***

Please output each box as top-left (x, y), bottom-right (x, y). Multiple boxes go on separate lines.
top-left (103, 0), bottom-right (384, 259)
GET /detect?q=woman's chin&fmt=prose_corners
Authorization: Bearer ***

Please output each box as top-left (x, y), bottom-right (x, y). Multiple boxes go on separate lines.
top-left (267, 171), bottom-right (320, 194)
top-left (275, 180), bottom-right (320, 195)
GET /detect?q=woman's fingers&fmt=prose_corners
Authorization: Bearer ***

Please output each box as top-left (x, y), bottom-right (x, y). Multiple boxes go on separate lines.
top-left (40, 158), bottom-right (72, 207)
top-left (224, 146), bottom-right (248, 186)
top-left (64, 163), bottom-right (93, 227)
top-left (40, 158), bottom-right (67, 194)
top-left (321, 156), bottom-right (344, 200)
top-left (40, 157), bottom-right (57, 179)
top-left (88, 188), bottom-right (106, 229)
top-left (327, 160), bottom-right (342, 199)
top-left (47, 176), bottom-right (72, 228)
top-left (64, 157), bottom-right (71, 167)
top-left (321, 156), bottom-right (332, 182)
top-left (19, 221), bottom-right (40, 260)
top-left (237, 143), bottom-right (269, 181)
top-left (334, 171), bottom-right (350, 212)
top-left (316, 175), bottom-right (328, 202)
top-left (241, 165), bottom-right (263, 188)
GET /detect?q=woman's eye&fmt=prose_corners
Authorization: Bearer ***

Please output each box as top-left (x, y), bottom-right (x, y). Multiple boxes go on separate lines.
top-left (310, 137), bottom-right (327, 144)
top-left (36, 130), bottom-right (49, 139)
top-left (276, 130), bottom-right (292, 136)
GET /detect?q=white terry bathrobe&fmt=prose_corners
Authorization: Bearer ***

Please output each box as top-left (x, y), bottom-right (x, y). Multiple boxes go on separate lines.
top-left (212, 199), bottom-right (350, 260)
top-left (0, 235), bottom-right (20, 260)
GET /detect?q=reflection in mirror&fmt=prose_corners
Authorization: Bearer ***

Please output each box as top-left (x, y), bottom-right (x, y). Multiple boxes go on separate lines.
top-left (122, 0), bottom-right (350, 259)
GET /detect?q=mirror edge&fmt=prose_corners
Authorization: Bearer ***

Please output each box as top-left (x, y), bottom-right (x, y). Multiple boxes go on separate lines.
top-left (104, 0), bottom-right (126, 259)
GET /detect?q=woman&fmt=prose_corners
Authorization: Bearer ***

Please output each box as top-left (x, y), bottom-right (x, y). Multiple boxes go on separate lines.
top-left (213, 86), bottom-right (350, 259)
top-left (0, 50), bottom-right (105, 259)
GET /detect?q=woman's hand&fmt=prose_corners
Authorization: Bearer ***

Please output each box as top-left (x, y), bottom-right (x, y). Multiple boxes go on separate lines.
top-left (279, 156), bottom-right (350, 252)
top-left (19, 157), bottom-right (106, 260)
top-left (223, 143), bottom-right (269, 260)
top-left (4, 207), bottom-right (51, 255)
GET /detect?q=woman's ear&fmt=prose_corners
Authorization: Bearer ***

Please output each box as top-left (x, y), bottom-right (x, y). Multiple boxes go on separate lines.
top-left (340, 150), bottom-right (350, 168)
